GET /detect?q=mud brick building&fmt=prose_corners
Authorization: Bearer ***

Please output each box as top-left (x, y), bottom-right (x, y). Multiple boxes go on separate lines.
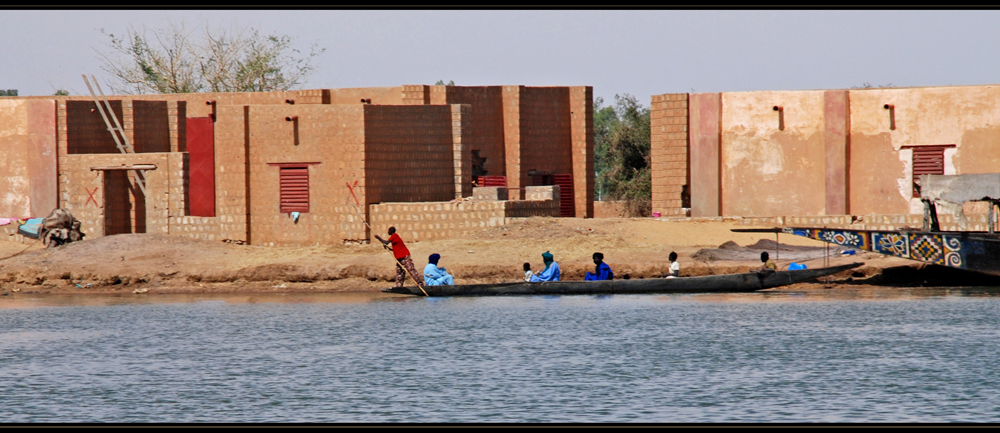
top-left (651, 84), bottom-right (1000, 220)
top-left (0, 85), bottom-right (594, 246)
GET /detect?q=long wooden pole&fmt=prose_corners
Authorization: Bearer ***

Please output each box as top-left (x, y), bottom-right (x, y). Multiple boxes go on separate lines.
top-left (345, 183), bottom-right (428, 296)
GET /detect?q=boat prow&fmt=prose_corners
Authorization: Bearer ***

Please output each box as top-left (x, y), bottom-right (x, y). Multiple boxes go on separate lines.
top-left (383, 262), bottom-right (864, 297)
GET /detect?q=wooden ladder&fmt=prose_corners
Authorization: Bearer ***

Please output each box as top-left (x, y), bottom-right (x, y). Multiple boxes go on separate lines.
top-left (81, 74), bottom-right (147, 195)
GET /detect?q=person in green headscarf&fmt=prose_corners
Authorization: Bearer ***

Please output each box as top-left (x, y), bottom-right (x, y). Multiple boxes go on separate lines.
top-left (529, 251), bottom-right (561, 282)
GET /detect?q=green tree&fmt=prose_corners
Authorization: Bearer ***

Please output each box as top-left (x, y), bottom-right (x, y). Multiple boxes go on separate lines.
top-left (54, 89), bottom-right (70, 96)
top-left (97, 22), bottom-right (324, 94)
top-left (594, 94), bottom-right (651, 217)
top-left (435, 80), bottom-right (455, 86)
top-left (0, 89), bottom-right (18, 96)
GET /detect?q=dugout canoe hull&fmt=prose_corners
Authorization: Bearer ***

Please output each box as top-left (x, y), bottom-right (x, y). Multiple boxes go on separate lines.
top-left (382, 262), bottom-right (864, 297)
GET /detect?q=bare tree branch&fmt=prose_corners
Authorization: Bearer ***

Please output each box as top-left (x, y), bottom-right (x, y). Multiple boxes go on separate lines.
top-left (96, 22), bottom-right (324, 94)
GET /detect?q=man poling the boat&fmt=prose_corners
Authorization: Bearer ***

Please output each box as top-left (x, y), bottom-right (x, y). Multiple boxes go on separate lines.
top-left (529, 251), bottom-right (560, 282)
top-left (375, 227), bottom-right (425, 289)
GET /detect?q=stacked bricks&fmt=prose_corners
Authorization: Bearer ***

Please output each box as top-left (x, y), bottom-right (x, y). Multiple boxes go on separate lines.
top-left (132, 100), bottom-right (170, 153)
top-left (517, 87), bottom-right (573, 190)
top-left (525, 185), bottom-right (559, 202)
top-left (502, 86), bottom-right (522, 197)
top-left (165, 152), bottom-right (222, 241)
top-left (214, 106), bottom-right (250, 243)
top-left (472, 187), bottom-right (508, 201)
top-left (64, 100), bottom-right (123, 155)
top-left (504, 199), bottom-right (560, 218)
top-left (369, 201), bottom-right (507, 242)
top-left (368, 195), bottom-right (560, 242)
top-left (570, 86), bottom-right (594, 218)
top-left (58, 153), bottom-right (173, 238)
top-left (402, 85), bottom-right (431, 105)
top-left (246, 105), bottom-right (368, 247)
top-left (363, 105), bottom-right (455, 204)
top-left (169, 101), bottom-right (186, 152)
top-left (650, 93), bottom-right (689, 216)
top-left (451, 104), bottom-right (472, 198)
top-left (432, 86), bottom-right (507, 179)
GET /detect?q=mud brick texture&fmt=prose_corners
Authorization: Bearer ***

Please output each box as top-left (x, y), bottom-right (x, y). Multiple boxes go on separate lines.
top-left (650, 93), bottom-right (689, 216)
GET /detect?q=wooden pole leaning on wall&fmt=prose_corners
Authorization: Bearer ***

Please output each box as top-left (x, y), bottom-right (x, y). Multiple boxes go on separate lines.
top-left (81, 75), bottom-right (148, 196)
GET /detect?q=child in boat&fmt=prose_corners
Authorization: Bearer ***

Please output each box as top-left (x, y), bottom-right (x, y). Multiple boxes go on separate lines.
top-left (423, 253), bottom-right (454, 286)
top-left (529, 251), bottom-right (560, 282)
top-left (585, 252), bottom-right (614, 280)
top-left (758, 251), bottom-right (778, 272)
top-left (666, 251), bottom-right (680, 278)
top-left (523, 262), bottom-right (533, 282)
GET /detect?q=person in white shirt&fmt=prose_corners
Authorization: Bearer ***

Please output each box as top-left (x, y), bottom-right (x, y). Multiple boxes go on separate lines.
top-left (523, 262), bottom-right (533, 282)
top-left (666, 251), bottom-right (680, 278)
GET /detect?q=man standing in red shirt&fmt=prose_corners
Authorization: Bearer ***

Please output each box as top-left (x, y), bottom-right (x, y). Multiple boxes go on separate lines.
top-left (375, 227), bottom-right (424, 288)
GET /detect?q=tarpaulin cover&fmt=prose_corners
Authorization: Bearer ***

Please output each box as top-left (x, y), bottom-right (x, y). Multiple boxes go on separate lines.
top-left (920, 174), bottom-right (1000, 229)
top-left (17, 218), bottom-right (43, 239)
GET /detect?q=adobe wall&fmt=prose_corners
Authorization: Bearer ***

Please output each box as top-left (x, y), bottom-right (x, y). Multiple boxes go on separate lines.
top-left (246, 104), bottom-right (368, 247)
top-left (363, 104), bottom-right (456, 205)
top-left (569, 86), bottom-right (595, 219)
top-left (0, 99), bottom-right (57, 218)
top-left (720, 91), bottom-right (828, 217)
top-left (328, 87), bottom-right (403, 105)
top-left (213, 105), bottom-right (251, 242)
top-left (847, 86), bottom-right (1000, 215)
top-left (368, 194), bottom-right (559, 242)
top-left (58, 152), bottom-right (181, 238)
top-left (429, 86), bottom-right (507, 177)
top-left (517, 87), bottom-right (573, 184)
top-left (650, 93), bottom-right (689, 216)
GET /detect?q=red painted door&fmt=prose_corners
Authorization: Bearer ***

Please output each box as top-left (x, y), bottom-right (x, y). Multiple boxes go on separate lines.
top-left (186, 117), bottom-right (216, 217)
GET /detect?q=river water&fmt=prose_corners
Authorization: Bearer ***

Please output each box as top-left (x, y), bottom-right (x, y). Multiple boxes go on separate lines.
top-left (1, 288), bottom-right (999, 423)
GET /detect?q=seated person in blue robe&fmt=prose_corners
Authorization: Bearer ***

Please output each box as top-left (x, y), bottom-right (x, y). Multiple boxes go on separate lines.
top-left (530, 251), bottom-right (560, 282)
top-left (585, 252), bottom-right (614, 281)
top-left (423, 253), bottom-right (454, 286)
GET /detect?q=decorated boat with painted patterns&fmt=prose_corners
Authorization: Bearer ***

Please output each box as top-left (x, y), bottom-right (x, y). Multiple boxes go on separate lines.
top-left (734, 174), bottom-right (1000, 276)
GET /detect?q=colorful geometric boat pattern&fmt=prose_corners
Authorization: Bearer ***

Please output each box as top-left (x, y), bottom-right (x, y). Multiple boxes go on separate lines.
top-left (782, 228), bottom-right (964, 268)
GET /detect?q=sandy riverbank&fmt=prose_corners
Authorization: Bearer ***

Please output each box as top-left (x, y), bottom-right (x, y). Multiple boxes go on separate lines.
top-left (0, 217), bottom-right (955, 295)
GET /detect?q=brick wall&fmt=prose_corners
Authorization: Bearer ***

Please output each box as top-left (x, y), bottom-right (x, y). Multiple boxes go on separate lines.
top-left (363, 105), bottom-right (455, 204)
top-left (214, 106), bottom-right (251, 242)
top-left (132, 100), bottom-right (170, 153)
top-left (58, 153), bottom-right (175, 238)
top-left (368, 195), bottom-right (559, 242)
top-left (402, 85), bottom-right (431, 105)
top-left (247, 105), bottom-right (367, 247)
top-left (65, 100), bottom-right (123, 154)
top-left (327, 87), bottom-right (403, 104)
top-left (570, 86), bottom-right (594, 218)
top-left (431, 86), bottom-right (507, 178)
top-left (502, 86), bottom-right (522, 194)
top-left (518, 87), bottom-right (573, 185)
top-left (0, 100), bottom-right (32, 217)
top-left (451, 104), bottom-right (473, 198)
top-left (650, 93), bottom-right (689, 216)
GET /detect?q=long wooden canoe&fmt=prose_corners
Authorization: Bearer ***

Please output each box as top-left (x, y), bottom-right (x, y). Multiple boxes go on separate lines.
top-left (382, 262), bottom-right (864, 297)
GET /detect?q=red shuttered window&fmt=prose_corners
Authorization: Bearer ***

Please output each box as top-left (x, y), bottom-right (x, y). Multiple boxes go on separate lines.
top-left (279, 166), bottom-right (310, 213)
top-left (905, 145), bottom-right (954, 198)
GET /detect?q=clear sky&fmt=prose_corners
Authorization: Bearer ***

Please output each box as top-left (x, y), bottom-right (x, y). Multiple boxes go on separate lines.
top-left (2, 9), bottom-right (999, 105)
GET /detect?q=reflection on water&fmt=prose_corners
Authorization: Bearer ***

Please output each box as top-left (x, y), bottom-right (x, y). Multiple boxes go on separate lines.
top-left (1, 288), bottom-right (999, 422)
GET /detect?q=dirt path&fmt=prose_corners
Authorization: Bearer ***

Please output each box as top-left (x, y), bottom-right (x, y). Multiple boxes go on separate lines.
top-left (0, 217), bottom-right (917, 295)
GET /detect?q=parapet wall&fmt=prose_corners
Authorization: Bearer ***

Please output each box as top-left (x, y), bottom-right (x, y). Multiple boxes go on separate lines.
top-left (368, 194), bottom-right (560, 242)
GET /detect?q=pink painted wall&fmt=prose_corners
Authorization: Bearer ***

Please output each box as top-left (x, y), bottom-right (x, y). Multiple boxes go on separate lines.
top-left (689, 93), bottom-right (721, 217)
